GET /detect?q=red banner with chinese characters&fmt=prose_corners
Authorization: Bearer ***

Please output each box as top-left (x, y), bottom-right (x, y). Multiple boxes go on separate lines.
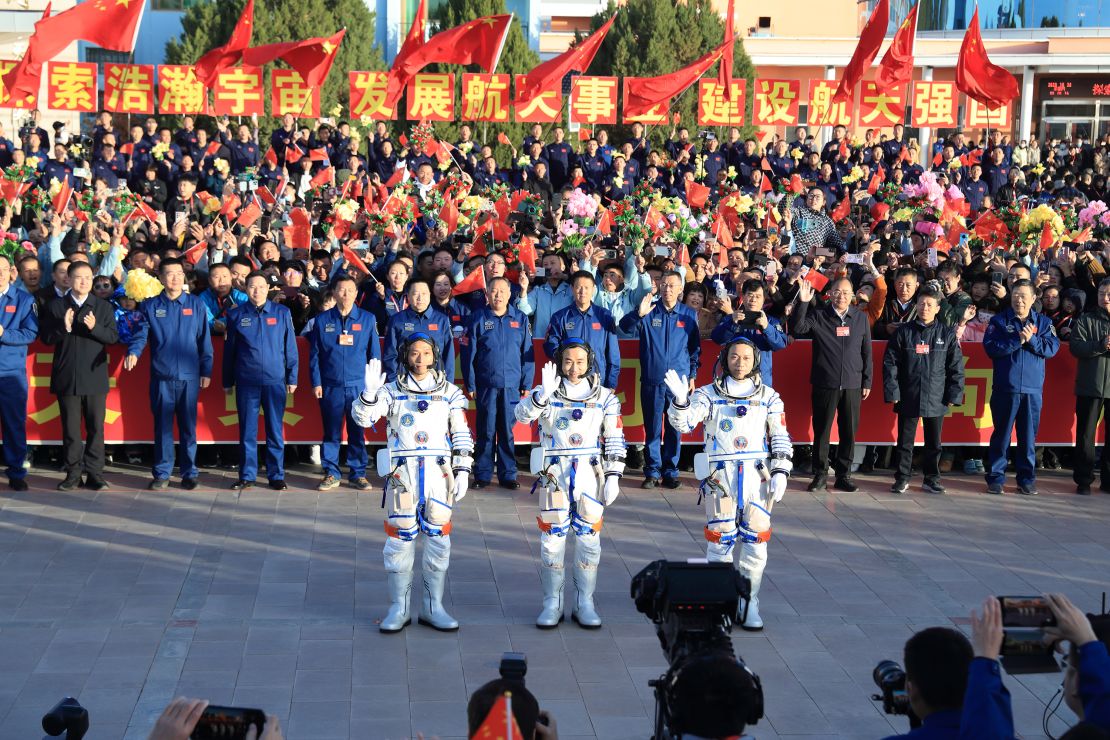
top-left (21, 340), bottom-right (1092, 446)
top-left (570, 76), bottom-right (618, 125)
top-left (349, 70), bottom-right (396, 120)
top-left (103, 64), bottom-right (155, 115)
top-left (0, 59), bottom-right (36, 109)
top-left (406, 73), bottom-right (455, 122)
top-left (460, 73), bottom-right (510, 122)
top-left (858, 82), bottom-right (905, 127)
top-left (271, 69), bottom-right (320, 118)
top-left (212, 66), bottom-right (265, 116)
top-left (965, 98), bottom-right (1013, 130)
top-left (752, 78), bottom-right (801, 126)
top-left (808, 78), bottom-right (852, 127)
top-left (910, 80), bottom-right (958, 127)
top-left (157, 65), bottom-right (208, 115)
top-left (513, 74), bottom-right (562, 123)
top-left (46, 62), bottom-right (97, 112)
top-left (697, 79), bottom-right (746, 127)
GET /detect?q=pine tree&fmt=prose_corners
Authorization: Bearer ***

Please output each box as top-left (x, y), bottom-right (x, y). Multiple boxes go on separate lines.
top-left (165, 0), bottom-right (385, 140)
top-left (585, 0), bottom-right (757, 149)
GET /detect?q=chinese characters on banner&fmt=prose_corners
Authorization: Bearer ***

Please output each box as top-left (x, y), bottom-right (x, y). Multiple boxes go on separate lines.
top-left (157, 65), bottom-right (207, 115)
top-left (103, 64), bottom-right (155, 115)
top-left (513, 75), bottom-right (562, 123)
top-left (858, 82), bottom-right (905, 127)
top-left (910, 81), bottom-right (958, 127)
top-left (697, 79), bottom-right (746, 126)
top-left (808, 79), bottom-right (852, 127)
top-left (271, 70), bottom-right (320, 118)
top-left (0, 59), bottom-right (35, 109)
top-left (570, 76), bottom-right (618, 125)
top-left (753, 79), bottom-right (801, 126)
top-left (966, 98), bottom-right (1012, 128)
top-left (349, 71), bottom-right (395, 120)
top-left (47, 62), bottom-right (97, 112)
top-left (460, 74), bottom-right (510, 122)
top-left (212, 67), bottom-right (264, 116)
top-left (406, 73), bottom-right (455, 122)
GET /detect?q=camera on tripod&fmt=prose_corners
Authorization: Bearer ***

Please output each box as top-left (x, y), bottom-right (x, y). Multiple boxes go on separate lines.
top-left (631, 560), bottom-right (764, 740)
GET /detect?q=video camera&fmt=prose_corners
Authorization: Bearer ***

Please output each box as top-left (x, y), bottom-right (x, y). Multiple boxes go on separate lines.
top-left (631, 560), bottom-right (763, 740)
top-left (872, 660), bottom-right (914, 719)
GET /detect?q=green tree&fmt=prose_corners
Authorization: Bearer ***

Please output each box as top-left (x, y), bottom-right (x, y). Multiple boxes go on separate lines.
top-left (165, 0), bottom-right (385, 140)
top-left (423, 0), bottom-right (540, 164)
top-left (585, 0), bottom-right (757, 149)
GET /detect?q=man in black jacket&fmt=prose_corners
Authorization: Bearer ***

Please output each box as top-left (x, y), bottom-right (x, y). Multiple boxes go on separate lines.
top-left (882, 286), bottom-right (965, 494)
top-left (39, 262), bottom-right (119, 491)
top-left (791, 278), bottom-right (873, 492)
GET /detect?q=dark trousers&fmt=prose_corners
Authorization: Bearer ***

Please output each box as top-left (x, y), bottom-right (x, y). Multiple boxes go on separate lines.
top-left (0, 373), bottom-right (28, 480)
top-left (474, 387), bottom-right (519, 483)
top-left (642, 382), bottom-right (681, 481)
top-left (1074, 395), bottom-right (1110, 487)
top-left (150, 379), bottom-right (200, 481)
top-left (811, 387), bottom-right (861, 479)
top-left (319, 385), bottom-right (368, 481)
top-left (58, 394), bottom-right (107, 479)
top-left (894, 413), bottom-right (944, 484)
top-left (236, 384), bottom-right (287, 482)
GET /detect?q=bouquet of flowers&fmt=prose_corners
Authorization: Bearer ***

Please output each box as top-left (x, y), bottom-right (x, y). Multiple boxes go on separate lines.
top-left (841, 166), bottom-right (865, 185)
top-left (1079, 201), bottom-right (1110, 237)
top-left (720, 192), bottom-right (755, 216)
top-left (151, 141), bottom-right (171, 161)
top-left (409, 121), bottom-right (436, 157)
top-left (3, 162), bottom-right (37, 183)
top-left (556, 189), bottom-right (600, 253)
top-left (124, 269), bottom-right (164, 302)
top-left (334, 198), bottom-right (360, 223)
top-left (0, 232), bottom-right (34, 266)
top-left (1018, 203), bottom-right (1066, 248)
top-left (108, 190), bottom-right (143, 222)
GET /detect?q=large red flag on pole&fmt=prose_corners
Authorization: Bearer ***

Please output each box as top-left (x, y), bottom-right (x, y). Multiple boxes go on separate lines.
top-left (876, 3), bottom-right (918, 91)
top-left (718, 0), bottom-right (735, 98)
top-left (623, 39), bottom-right (732, 120)
top-left (832, 0), bottom-right (889, 103)
top-left (242, 29), bottom-right (346, 89)
top-left (515, 13), bottom-right (617, 106)
top-left (195, 0), bottom-right (255, 86)
top-left (956, 7), bottom-right (1019, 108)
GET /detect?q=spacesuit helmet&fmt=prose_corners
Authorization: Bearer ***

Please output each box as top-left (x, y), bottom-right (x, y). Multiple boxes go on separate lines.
top-left (717, 337), bottom-right (762, 383)
top-left (555, 338), bottom-right (597, 384)
top-left (398, 332), bottom-right (441, 378)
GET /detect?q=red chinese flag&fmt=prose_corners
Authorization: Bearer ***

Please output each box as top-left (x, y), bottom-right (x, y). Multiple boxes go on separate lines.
top-left (257, 185), bottom-right (276, 207)
top-left (205, 141), bottom-right (222, 158)
top-left (685, 179), bottom-right (710, 210)
top-left (973, 210), bottom-right (1008, 239)
top-left (831, 196), bottom-right (850, 222)
top-left (284, 207), bottom-right (312, 250)
top-left (645, 205), bottom-right (667, 237)
top-left (219, 193), bottom-right (241, 218)
top-left (832, 0), bottom-right (889, 103)
top-left (497, 132), bottom-right (511, 146)
top-left (867, 170), bottom-right (884, 195)
top-left (473, 694), bottom-right (526, 740)
top-left (494, 196), bottom-right (511, 223)
top-left (263, 146), bottom-right (278, 168)
top-left (676, 243), bottom-right (690, 267)
top-left (517, 236), bottom-right (537, 273)
top-left (242, 29), bottom-right (346, 89)
top-left (309, 148), bottom-right (329, 162)
top-left (342, 245), bottom-right (371, 274)
top-left (623, 39), bottom-right (731, 120)
top-left (718, 0), bottom-right (735, 97)
top-left (839, 139), bottom-right (850, 159)
top-left (384, 15), bottom-right (512, 109)
top-left (51, 179), bottom-right (73, 215)
top-left (182, 240), bottom-right (208, 266)
top-left (125, 200), bottom-right (160, 224)
top-left (452, 265), bottom-right (487, 296)
top-left (0, 179), bottom-right (29, 206)
top-left (802, 266), bottom-right (830, 292)
top-left (788, 173), bottom-right (804, 194)
top-left (439, 198), bottom-right (459, 233)
top-left (1039, 221), bottom-right (1056, 251)
top-left (195, 0), bottom-right (255, 86)
top-left (285, 144), bottom-right (304, 164)
top-left (577, 128), bottom-right (593, 142)
top-left (870, 202), bottom-right (891, 222)
top-left (760, 174), bottom-right (773, 194)
top-left (310, 167), bottom-right (335, 189)
top-left (946, 220), bottom-right (968, 246)
top-left (956, 8), bottom-right (1019, 108)
top-left (932, 235), bottom-right (952, 255)
top-left (236, 200), bottom-right (262, 228)
top-left (596, 207), bottom-right (613, 236)
top-left (516, 13), bottom-right (616, 106)
top-left (932, 151), bottom-right (943, 167)
top-left (876, 3), bottom-right (917, 91)
top-left (384, 167), bottom-right (409, 188)
top-left (712, 214), bottom-right (734, 253)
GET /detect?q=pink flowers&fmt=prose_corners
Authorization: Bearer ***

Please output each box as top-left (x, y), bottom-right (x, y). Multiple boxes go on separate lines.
top-left (565, 189), bottom-right (598, 220)
top-left (1079, 200), bottom-right (1108, 227)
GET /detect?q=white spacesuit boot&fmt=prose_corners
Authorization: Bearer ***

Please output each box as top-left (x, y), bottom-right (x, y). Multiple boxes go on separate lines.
top-left (418, 534), bottom-right (458, 631)
top-left (537, 532), bottom-right (566, 628)
top-left (737, 541), bottom-right (768, 631)
top-left (571, 533), bottom-right (602, 629)
top-left (380, 537), bottom-right (415, 633)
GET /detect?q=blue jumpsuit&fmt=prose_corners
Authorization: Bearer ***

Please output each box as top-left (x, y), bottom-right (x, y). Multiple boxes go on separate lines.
top-left (543, 303), bottom-right (621, 389)
top-left (381, 307), bottom-right (454, 382)
top-left (0, 286), bottom-right (38, 483)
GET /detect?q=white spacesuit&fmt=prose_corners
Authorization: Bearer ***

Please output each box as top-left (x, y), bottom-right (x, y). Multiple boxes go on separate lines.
top-left (515, 340), bottom-right (626, 629)
top-left (353, 334), bottom-right (474, 633)
top-left (666, 337), bottom-right (792, 630)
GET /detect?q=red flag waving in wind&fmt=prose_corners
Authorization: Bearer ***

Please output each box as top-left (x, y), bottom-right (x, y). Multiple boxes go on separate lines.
top-left (242, 29), bottom-right (346, 89)
top-left (623, 39), bottom-right (733, 120)
top-left (385, 15), bottom-right (512, 110)
top-left (195, 0), bottom-right (254, 86)
top-left (51, 179), bottom-right (73, 216)
top-left (685, 179), bottom-right (710, 210)
top-left (956, 8), bottom-right (1019, 108)
top-left (876, 3), bottom-right (918, 91)
top-left (515, 13), bottom-right (616, 106)
top-left (832, 0), bottom-right (889, 103)
top-left (452, 266), bottom-right (487, 296)
top-left (718, 0), bottom-right (735, 97)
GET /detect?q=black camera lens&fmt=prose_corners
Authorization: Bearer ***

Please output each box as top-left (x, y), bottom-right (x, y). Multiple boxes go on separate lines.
top-left (873, 659), bottom-right (905, 689)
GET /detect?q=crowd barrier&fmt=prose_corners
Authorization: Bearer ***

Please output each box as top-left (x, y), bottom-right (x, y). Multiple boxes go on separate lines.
top-left (19, 339), bottom-right (1094, 445)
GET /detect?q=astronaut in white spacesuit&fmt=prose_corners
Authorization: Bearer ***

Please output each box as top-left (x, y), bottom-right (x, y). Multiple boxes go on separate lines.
top-left (666, 337), bottom-right (792, 630)
top-left (515, 340), bottom-right (626, 629)
top-left (353, 333), bottom-right (474, 633)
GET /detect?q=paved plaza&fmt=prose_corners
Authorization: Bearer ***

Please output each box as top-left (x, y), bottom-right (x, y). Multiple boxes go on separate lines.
top-left (1, 462), bottom-right (1108, 739)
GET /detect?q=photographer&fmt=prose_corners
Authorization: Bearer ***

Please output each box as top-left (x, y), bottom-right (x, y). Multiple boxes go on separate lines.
top-left (1045, 593), bottom-right (1110, 733)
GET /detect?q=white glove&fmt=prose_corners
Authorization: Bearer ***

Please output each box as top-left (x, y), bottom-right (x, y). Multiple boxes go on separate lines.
top-left (603, 475), bottom-right (620, 505)
top-left (663, 368), bottom-right (689, 406)
top-left (363, 358), bottom-right (385, 399)
top-left (537, 361), bottom-right (560, 403)
top-left (771, 473), bottom-right (787, 503)
top-left (453, 471), bottom-right (470, 502)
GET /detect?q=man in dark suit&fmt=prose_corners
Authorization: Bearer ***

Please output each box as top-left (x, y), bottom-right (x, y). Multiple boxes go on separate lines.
top-left (39, 261), bottom-right (119, 491)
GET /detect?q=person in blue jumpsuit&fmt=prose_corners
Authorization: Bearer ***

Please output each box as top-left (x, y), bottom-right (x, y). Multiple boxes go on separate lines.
top-left (382, 279), bottom-right (454, 382)
top-left (983, 279), bottom-right (1060, 496)
top-left (543, 271), bottom-right (621, 389)
top-left (619, 270), bottom-right (701, 489)
top-left (307, 274), bottom-right (380, 492)
top-left (461, 276), bottom-right (535, 489)
top-left (223, 271), bottom-right (299, 491)
top-left (0, 254), bottom-right (38, 491)
top-left (125, 258), bottom-right (213, 491)
top-left (709, 279), bottom-right (788, 388)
